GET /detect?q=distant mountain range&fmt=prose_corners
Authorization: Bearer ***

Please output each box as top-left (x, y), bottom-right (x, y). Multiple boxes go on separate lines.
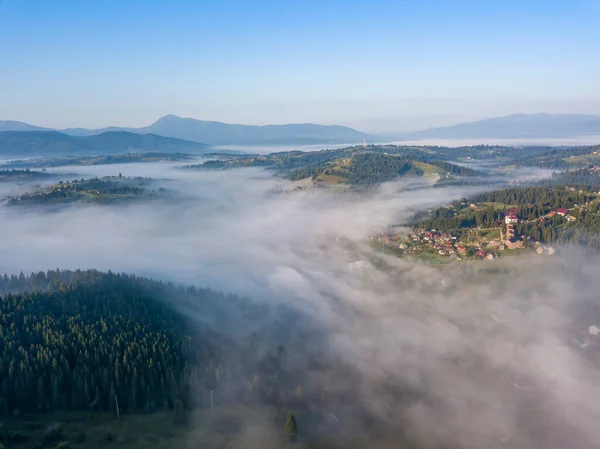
top-left (0, 115), bottom-right (370, 146)
top-left (0, 131), bottom-right (209, 157)
top-left (1, 114), bottom-right (600, 155)
top-left (397, 113), bottom-right (600, 140)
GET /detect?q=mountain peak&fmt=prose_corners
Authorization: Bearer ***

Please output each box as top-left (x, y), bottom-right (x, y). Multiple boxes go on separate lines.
top-left (153, 114), bottom-right (183, 125)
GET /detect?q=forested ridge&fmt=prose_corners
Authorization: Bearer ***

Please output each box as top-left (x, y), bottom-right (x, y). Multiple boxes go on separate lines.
top-left (429, 160), bottom-right (485, 177)
top-left (471, 186), bottom-right (595, 207)
top-left (0, 271), bottom-right (214, 415)
top-left (0, 270), bottom-right (327, 420)
top-left (185, 146), bottom-right (488, 185)
top-left (344, 153), bottom-right (422, 185)
top-left (6, 177), bottom-right (166, 206)
top-left (515, 145), bottom-right (600, 168)
top-left (545, 168), bottom-right (600, 188)
top-left (416, 185), bottom-right (600, 251)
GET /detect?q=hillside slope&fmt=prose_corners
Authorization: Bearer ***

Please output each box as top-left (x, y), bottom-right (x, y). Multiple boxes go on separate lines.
top-left (0, 130), bottom-right (209, 156)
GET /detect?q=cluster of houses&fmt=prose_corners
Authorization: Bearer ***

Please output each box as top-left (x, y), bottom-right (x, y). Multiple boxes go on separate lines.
top-left (374, 229), bottom-right (501, 261)
top-left (546, 208), bottom-right (577, 222)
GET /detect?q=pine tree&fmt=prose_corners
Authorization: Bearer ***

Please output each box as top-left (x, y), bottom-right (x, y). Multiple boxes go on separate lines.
top-left (285, 412), bottom-right (298, 442)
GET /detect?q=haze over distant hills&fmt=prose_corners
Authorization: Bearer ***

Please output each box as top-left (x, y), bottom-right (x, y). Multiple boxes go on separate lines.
top-left (0, 115), bottom-right (371, 146)
top-left (0, 131), bottom-right (209, 157)
top-left (396, 113), bottom-right (600, 140)
top-left (2, 114), bottom-right (600, 149)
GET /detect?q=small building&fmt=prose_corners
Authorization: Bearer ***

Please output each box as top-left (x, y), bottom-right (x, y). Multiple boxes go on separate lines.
top-left (556, 208), bottom-right (568, 216)
top-left (505, 213), bottom-right (519, 224)
top-left (485, 253), bottom-right (495, 260)
top-left (476, 250), bottom-right (486, 258)
top-left (457, 245), bottom-right (467, 256)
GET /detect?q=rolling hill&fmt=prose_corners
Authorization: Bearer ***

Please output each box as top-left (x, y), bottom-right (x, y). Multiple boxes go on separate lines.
top-left (0, 131), bottom-right (209, 157)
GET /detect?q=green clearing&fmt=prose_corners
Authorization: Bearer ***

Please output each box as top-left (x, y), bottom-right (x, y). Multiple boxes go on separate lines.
top-left (411, 161), bottom-right (443, 176)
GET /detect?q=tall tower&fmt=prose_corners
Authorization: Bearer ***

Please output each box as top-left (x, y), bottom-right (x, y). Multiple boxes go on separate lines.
top-left (362, 137), bottom-right (367, 148)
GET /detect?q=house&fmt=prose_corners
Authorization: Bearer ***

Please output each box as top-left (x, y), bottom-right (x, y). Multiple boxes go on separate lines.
top-left (505, 213), bottom-right (519, 224)
top-left (589, 324), bottom-right (600, 336)
top-left (566, 215), bottom-right (576, 222)
top-left (456, 245), bottom-right (467, 256)
top-left (476, 250), bottom-right (486, 258)
top-left (556, 208), bottom-right (568, 216)
top-left (485, 253), bottom-right (495, 260)
top-left (548, 211), bottom-right (556, 217)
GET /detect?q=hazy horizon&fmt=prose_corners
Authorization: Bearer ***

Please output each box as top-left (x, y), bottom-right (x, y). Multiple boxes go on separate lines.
top-left (1, 0), bottom-right (599, 131)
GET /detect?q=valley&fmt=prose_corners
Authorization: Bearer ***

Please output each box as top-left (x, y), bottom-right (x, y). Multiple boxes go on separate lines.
top-left (2, 141), bottom-right (600, 449)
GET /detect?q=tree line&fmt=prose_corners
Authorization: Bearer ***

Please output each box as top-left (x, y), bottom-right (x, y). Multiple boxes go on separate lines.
top-left (0, 270), bottom-right (329, 419)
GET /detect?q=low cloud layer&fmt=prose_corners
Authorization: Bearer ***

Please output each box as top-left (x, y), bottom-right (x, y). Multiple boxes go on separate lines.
top-left (1, 162), bottom-right (599, 448)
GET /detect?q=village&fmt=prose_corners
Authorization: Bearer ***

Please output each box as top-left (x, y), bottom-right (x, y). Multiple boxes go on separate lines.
top-left (368, 207), bottom-right (574, 262)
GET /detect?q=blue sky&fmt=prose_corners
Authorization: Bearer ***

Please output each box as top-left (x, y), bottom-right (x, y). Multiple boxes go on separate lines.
top-left (1, 0), bottom-right (599, 131)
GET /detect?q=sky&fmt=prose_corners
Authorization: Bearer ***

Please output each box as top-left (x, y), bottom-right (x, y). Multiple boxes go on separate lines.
top-left (1, 0), bottom-right (599, 131)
